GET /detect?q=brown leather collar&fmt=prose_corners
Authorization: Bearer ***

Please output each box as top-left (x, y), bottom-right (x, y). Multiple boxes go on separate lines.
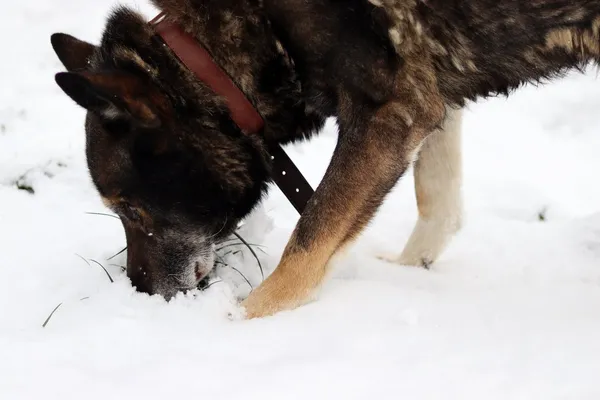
top-left (149, 13), bottom-right (314, 214)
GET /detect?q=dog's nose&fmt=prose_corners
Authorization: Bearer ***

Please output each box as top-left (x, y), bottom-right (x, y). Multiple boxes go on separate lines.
top-left (195, 261), bottom-right (206, 281)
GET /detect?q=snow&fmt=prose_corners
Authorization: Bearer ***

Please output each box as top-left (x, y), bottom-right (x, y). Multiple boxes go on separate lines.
top-left (1, 1), bottom-right (600, 399)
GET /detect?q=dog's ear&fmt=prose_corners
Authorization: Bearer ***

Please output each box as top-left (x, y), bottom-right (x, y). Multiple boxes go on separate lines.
top-left (54, 71), bottom-right (169, 127)
top-left (51, 33), bottom-right (97, 71)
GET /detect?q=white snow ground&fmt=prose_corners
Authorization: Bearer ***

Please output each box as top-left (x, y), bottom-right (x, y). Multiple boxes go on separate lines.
top-left (1, 1), bottom-right (600, 399)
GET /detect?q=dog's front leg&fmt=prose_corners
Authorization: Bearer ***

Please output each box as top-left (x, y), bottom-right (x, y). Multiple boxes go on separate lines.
top-left (242, 99), bottom-right (444, 318)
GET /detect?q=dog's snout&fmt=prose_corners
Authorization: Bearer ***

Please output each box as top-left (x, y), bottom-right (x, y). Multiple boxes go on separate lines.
top-left (124, 223), bottom-right (216, 299)
top-left (127, 259), bottom-right (213, 300)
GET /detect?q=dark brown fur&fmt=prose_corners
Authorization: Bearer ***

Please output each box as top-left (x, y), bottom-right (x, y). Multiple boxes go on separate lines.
top-left (51, 0), bottom-right (600, 316)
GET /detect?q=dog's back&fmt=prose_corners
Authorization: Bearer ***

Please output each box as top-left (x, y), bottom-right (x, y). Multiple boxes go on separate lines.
top-left (370, 1), bottom-right (600, 104)
top-left (428, 0), bottom-right (600, 103)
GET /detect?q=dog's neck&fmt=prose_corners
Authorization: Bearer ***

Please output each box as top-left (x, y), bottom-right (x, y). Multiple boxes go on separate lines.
top-left (152, 0), bottom-right (326, 145)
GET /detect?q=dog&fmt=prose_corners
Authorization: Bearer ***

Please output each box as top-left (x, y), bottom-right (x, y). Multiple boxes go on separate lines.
top-left (51, 0), bottom-right (598, 318)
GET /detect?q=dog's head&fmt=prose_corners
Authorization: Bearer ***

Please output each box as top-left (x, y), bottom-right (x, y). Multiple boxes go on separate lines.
top-left (51, 9), bottom-right (272, 299)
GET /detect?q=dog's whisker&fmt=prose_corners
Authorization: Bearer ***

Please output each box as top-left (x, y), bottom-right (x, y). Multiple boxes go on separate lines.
top-left (109, 264), bottom-right (126, 272)
top-left (90, 259), bottom-right (114, 283)
top-left (230, 266), bottom-right (253, 291)
top-left (85, 211), bottom-right (120, 220)
top-left (233, 232), bottom-right (264, 280)
top-left (107, 246), bottom-right (127, 261)
top-left (204, 216), bottom-right (229, 242)
top-left (217, 238), bottom-right (242, 245)
top-left (74, 253), bottom-right (90, 267)
top-left (42, 303), bottom-right (63, 328)
top-left (215, 242), bottom-right (266, 252)
top-left (219, 250), bottom-right (234, 258)
top-left (203, 280), bottom-right (224, 290)
top-left (213, 250), bottom-right (226, 265)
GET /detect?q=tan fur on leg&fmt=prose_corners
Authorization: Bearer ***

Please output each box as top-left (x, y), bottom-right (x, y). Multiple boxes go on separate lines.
top-left (243, 90), bottom-right (445, 318)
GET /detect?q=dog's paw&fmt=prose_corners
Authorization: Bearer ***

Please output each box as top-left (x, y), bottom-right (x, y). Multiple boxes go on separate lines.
top-left (240, 277), bottom-right (309, 319)
top-left (383, 217), bottom-right (462, 269)
top-left (377, 252), bottom-right (432, 269)
top-left (240, 287), bottom-right (286, 319)
top-left (240, 296), bottom-right (277, 319)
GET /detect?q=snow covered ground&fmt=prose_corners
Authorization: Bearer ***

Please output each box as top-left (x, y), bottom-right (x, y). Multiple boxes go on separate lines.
top-left (1, 1), bottom-right (600, 399)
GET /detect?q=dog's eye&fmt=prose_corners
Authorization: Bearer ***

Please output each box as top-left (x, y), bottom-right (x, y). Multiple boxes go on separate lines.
top-left (120, 203), bottom-right (142, 223)
top-left (116, 202), bottom-right (153, 235)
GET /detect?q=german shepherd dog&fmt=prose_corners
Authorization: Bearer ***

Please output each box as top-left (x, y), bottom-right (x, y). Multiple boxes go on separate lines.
top-left (51, 0), bottom-right (600, 318)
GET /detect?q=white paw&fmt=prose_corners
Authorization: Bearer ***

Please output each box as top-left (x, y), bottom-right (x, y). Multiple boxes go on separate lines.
top-left (381, 216), bottom-right (462, 268)
top-left (376, 252), bottom-right (432, 269)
